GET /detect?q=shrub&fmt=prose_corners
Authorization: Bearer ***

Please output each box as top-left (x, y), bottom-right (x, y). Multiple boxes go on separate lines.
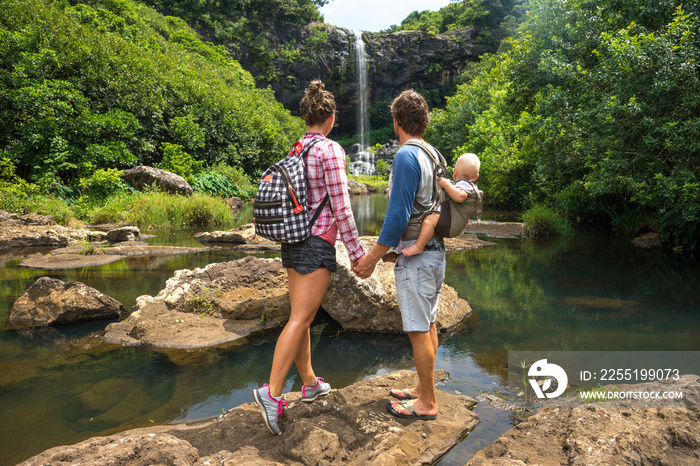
top-left (192, 171), bottom-right (239, 198)
top-left (78, 168), bottom-right (132, 202)
top-left (522, 205), bottom-right (573, 237)
top-left (210, 162), bottom-right (256, 198)
top-left (156, 143), bottom-right (204, 183)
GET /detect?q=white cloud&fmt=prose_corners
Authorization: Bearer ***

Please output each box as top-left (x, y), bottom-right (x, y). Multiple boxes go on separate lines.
top-left (319, 0), bottom-right (454, 32)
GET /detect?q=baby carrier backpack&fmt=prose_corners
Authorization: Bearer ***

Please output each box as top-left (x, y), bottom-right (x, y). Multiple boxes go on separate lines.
top-left (253, 138), bottom-right (329, 243)
top-left (404, 140), bottom-right (483, 239)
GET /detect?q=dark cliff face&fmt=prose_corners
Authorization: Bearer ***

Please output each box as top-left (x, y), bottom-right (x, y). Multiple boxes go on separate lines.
top-left (233, 22), bottom-right (492, 136)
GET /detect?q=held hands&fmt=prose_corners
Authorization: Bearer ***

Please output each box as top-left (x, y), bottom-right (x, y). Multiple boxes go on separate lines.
top-left (353, 254), bottom-right (377, 279)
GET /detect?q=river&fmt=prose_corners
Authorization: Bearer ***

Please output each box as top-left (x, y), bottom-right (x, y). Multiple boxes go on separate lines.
top-left (1, 193), bottom-right (698, 465)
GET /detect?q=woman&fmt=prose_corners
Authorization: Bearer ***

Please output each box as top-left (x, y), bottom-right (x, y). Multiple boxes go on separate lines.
top-left (253, 80), bottom-right (365, 435)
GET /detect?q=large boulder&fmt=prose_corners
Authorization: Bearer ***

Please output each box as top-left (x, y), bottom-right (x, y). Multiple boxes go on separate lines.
top-left (106, 226), bottom-right (140, 244)
top-left (347, 178), bottom-right (370, 195)
top-left (10, 277), bottom-right (125, 325)
top-left (19, 369), bottom-right (479, 466)
top-left (122, 166), bottom-right (193, 196)
top-left (103, 256), bottom-right (292, 348)
top-left (103, 237), bottom-right (476, 349)
top-left (325, 238), bottom-right (475, 333)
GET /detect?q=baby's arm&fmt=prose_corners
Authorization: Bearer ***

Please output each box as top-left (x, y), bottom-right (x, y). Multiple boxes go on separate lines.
top-left (439, 177), bottom-right (468, 203)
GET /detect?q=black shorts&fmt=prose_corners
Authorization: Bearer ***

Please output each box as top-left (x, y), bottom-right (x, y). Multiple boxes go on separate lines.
top-left (281, 235), bottom-right (337, 274)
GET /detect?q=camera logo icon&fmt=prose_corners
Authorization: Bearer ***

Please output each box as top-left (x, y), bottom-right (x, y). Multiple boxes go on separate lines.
top-left (528, 359), bottom-right (568, 399)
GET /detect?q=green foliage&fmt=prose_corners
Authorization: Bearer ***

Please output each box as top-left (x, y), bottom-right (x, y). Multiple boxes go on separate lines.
top-left (388, 0), bottom-right (528, 43)
top-left (78, 168), bottom-right (132, 202)
top-left (0, 0), bottom-right (304, 195)
top-left (375, 159), bottom-right (391, 180)
top-left (210, 162), bottom-right (256, 198)
top-left (0, 187), bottom-right (74, 225)
top-left (79, 191), bottom-right (234, 228)
top-left (192, 171), bottom-right (239, 198)
top-left (430, 0), bottom-right (700, 250)
top-left (522, 205), bottom-right (573, 237)
top-left (156, 143), bottom-right (203, 183)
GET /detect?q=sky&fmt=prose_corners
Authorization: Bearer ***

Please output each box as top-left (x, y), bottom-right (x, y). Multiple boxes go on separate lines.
top-left (319, 0), bottom-right (454, 33)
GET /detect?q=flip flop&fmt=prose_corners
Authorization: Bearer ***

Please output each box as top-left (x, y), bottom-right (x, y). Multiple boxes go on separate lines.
top-left (389, 388), bottom-right (417, 400)
top-left (386, 400), bottom-right (437, 420)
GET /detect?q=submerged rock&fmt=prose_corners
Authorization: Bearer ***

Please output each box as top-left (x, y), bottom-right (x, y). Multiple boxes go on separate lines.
top-left (11, 276), bottom-right (125, 325)
top-left (19, 369), bottom-right (479, 465)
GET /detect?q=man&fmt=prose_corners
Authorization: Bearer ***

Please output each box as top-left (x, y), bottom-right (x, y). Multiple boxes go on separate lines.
top-left (354, 90), bottom-right (444, 420)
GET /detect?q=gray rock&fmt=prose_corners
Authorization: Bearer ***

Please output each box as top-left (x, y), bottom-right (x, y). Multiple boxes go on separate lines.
top-left (325, 238), bottom-right (476, 333)
top-left (468, 375), bottom-right (700, 465)
top-left (225, 197), bottom-right (245, 212)
top-left (103, 256), bottom-right (291, 349)
top-left (631, 232), bottom-right (663, 248)
top-left (106, 226), bottom-right (140, 244)
top-left (102, 237), bottom-right (476, 349)
top-left (0, 210), bottom-right (54, 226)
top-left (122, 165), bottom-right (193, 196)
top-left (19, 369), bottom-right (479, 466)
top-left (347, 178), bottom-right (369, 195)
top-left (10, 276), bottom-right (125, 325)
top-left (196, 223), bottom-right (271, 244)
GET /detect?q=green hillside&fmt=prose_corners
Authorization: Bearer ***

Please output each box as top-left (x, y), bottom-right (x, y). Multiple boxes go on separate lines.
top-left (0, 0), bottom-right (304, 196)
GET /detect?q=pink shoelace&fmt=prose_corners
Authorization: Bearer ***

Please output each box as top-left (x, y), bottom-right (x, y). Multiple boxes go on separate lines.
top-left (301, 377), bottom-right (323, 397)
top-left (263, 384), bottom-right (288, 417)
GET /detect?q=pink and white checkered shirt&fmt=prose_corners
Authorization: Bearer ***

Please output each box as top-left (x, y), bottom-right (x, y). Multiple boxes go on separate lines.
top-left (300, 132), bottom-right (365, 261)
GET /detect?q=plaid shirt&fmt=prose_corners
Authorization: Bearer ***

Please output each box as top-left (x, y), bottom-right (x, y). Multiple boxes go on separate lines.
top-left (301, 132), bottom-right (365, 261)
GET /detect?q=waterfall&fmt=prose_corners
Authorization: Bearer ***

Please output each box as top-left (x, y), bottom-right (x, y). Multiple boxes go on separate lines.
top-left (354, 30), bottom-right (369, 150)
top-left (348, 30), bottom-right (375, 176)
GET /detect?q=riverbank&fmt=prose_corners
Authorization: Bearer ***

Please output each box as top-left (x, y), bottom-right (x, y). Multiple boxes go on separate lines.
top-left (2, 201), bottom-right (699, 464)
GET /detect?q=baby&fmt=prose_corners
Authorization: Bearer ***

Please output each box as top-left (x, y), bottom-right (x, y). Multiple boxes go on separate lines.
top-left (402, 152), bottom-right (480, 257)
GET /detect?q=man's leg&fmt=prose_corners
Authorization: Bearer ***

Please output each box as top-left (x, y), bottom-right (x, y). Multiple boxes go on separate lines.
top-left (390, 322), bottom-right (438, 400)
top-left (390, 325), bottom-right (438, 416)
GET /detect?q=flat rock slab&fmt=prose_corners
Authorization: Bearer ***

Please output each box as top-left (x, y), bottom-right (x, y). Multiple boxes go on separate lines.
top-left (0, 225), bottom-right (99, 249)
top-left (19, 244), bottom-right (210, 269)
top-left (445, 233), bottom-right (496, 251)
top-left (468, 375), bottom-right (700, 466)
top-left (103, 243), bottom-right (210, 256)
top-left (464, 221), bottom-right (525, 238)
top-left (19, 253), bottom-right (126, 270)
top-left (102, 300), bottom-right (267, 349)
top-left (20, 369), bottom-right (480, 465)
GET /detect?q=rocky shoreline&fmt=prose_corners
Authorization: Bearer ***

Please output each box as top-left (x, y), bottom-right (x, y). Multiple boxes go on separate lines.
top-left (4, 212), bottom-right (692, 464)
top-left (19, 369), bottom-right (480, 465)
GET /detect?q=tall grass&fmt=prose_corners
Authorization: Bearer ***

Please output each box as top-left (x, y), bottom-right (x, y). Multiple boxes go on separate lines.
top-left (85, 192), bottom-right (235, 229)
top-left (0, 188), bottom-right (74, 225)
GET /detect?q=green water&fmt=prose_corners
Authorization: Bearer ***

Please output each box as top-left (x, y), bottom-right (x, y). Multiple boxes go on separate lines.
top-left (1, 197), bottom-right (699, 465)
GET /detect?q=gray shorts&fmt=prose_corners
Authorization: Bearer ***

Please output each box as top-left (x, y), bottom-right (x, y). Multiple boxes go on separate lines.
top-left (394, 240), bottom-right (446, 332)
top-left (281, 235), bottom-right (337, 274)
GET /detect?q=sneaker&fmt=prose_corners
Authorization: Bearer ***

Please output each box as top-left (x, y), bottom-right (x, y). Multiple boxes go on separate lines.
top-left (252, 384), bottom-right (287, 435)
top-left (301, 377), bottom-right (331, 402)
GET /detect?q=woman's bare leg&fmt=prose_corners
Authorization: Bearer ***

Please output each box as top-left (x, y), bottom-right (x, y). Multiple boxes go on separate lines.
top-left (268, 267), bottom-right (331, 397)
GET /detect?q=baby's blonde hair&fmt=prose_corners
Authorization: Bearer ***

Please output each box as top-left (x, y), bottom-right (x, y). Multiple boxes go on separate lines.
top-left (454, 153), bottom-right (480, 180)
